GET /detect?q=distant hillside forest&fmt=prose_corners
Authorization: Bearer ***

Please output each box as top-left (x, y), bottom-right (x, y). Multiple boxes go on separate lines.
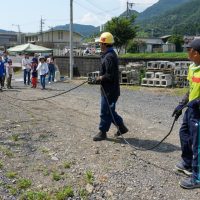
top-left (136, 0), bottom-right (200, 37)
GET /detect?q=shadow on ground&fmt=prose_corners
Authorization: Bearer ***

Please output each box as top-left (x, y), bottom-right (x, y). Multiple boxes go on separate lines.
top-left (106, 137), bottom-right (181, 153)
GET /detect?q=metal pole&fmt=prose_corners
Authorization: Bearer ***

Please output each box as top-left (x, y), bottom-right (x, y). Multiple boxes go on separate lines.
top-left (70, 0), bottom-right (73, 80)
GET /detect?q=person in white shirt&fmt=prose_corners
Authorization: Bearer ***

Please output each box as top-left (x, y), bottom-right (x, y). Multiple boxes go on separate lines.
top-left (21, 53), bottom-right (31, 85)
top-left (36, 56), bottom-right (49, 90)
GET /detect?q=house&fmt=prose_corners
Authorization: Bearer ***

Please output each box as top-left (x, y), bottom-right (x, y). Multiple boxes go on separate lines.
top-left (25, 29), bottom-right (83, 51)
top-left (133, 36), bottom-right (175, 53)
top-left (0, 32), bottom-right (18, 49)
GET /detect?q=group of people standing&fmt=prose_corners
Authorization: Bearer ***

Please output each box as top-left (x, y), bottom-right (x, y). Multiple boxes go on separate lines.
top-left (0, 51), bottom-right (13, 91)
top-left (22, 53), bottom-right (56, 90)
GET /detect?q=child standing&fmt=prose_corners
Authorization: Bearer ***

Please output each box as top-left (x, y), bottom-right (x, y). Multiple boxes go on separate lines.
top-left (36, 56), bottom-right (48, 90)
top-left (31, 58), bottom-right (38, 88)
top-left (6, 59), bottom-right (13, 89)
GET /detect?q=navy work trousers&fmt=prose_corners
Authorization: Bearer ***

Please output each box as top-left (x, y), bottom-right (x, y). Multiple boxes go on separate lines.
top-left (99, 96), bottom-right (123, 133)
top-left (179, 107), bottom-right (200, 181)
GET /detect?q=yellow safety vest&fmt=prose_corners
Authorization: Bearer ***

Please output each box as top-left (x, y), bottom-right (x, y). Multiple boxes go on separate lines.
top-left (187, 63), bottom-right (200, 102)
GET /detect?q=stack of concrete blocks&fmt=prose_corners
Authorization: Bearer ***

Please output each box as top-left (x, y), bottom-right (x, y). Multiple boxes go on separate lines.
top-left (87, 71), bottom-right (100, 84)
top-left (120, 62), bottom-right (144, 85)
top-left (160, 74), bottom-right (172, 87)
top-left (174, 61), bottom-right (192, 87)
top-left (154, 72), bottom-right (164, 87)
top-left (142, 61), bottom-right (174, 87)
top-left (121, 71), bottom-right (132, 84)
top-left (141, 71), bottom-right (155, 86)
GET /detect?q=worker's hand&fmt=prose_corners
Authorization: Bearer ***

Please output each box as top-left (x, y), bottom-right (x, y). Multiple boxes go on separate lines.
top-left (172, 104), bottom-right (185, 118)
top-left (187, 99), bottom-right (200, 109)
top-left (94, 76), bottom-right (102, 84)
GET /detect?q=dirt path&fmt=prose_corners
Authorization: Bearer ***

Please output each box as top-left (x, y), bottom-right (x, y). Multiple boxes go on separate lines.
top-left (0, 80), bottom-right (199, 199)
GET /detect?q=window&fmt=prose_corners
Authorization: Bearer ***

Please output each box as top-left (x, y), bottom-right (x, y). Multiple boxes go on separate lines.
top-left (58, 31), bottom-right (63, 40)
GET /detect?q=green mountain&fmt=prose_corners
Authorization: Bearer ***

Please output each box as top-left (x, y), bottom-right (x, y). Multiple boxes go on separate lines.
top-left (120, 10), bottom-right (139, 18)
top-left (137, 0), bottom-right (200, 36)
top-left (53, 23), bottom-right (100, 37)
top-left (137, 0), bottom-right (190, 21)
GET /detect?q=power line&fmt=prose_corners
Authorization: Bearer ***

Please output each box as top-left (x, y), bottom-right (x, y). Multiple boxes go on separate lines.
top-left (74, 0), bottom-right (121, 16)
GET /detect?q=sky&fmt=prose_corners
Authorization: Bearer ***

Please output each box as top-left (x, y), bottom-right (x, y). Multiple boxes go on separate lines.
top-left (0, 0), bottom-right (159, 33)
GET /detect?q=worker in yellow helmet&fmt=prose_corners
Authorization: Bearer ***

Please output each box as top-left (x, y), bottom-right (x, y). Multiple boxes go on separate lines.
top-left (172, 39), bottom-right (200, 189)
top-left (93, 32), bottom-right (128, 141)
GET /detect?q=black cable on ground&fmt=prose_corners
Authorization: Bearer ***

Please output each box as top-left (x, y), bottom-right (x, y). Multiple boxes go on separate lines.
top-left (101, 84), bottom-right (185, 151)
top-left (3, 80), bottom-right (88, 101)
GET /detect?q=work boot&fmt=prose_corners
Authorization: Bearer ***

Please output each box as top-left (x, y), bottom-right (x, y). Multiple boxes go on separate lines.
top-left (175, 162), bottom-right (192, 176)
top-left (93, 131), bottom-right (107, 141)
top-left (179, 177), bottom-right (200, 189)
top-left (115, 124), bottom-right (128, 137)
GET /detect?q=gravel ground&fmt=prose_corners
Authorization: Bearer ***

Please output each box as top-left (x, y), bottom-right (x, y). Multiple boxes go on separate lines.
top-left (0, 78), bottom-right (199, 200)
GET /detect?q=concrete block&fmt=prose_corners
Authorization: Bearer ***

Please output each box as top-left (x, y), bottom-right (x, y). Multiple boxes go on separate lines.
top-left (155, 72), bottom-right (163, 79)
top-left (158, 61), bottom-right (168, 70)
top-left (160, 79), bottom-right (172, 87)
top-left (161, 74), bottom-right (172, 80)
top-left (141, 78), bottom-right (148, 86)
top-left (174, 67), bottom-right (182, 76)
top-left (148, 79), bottom-right (155, 86)
top-left (145, 72), bottom-right (154, 79)
top-left (166, 62), bottom-right (175, 70)
top-left (154, 80), bottom-right (161, 87)
top-left (147, 61), bottom-right (155, 69)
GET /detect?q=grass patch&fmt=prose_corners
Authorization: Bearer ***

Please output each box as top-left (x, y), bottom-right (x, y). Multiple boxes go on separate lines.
top-left (6, 171), bottom-right (18, 179)
top-left (43, 169), bottom-right (50, 176)
top-left (63, 161), bottom-right (71, 169)
top-left (17, 178), bottom-right (32, 190)
top-left (56, 186), bottom-right (74, 199)
top-left (41, 147), bottom-right (50, 154)
top-left (20, 191), bottom-right (51, 200)
top-left (11, 134), bottom-right (20, 142)
top-left (0, 146), bottom-right (13, 157)
top-left (0, 160), bottom-right (3, 169)
top-left (52, 172), bottom-right (62, 181)
top-left (79, 188), bottom-right (88, 200)
top-left (84, 170), bottom-right (94, 185)
top-left (120, 52), bottom-right (188, 59)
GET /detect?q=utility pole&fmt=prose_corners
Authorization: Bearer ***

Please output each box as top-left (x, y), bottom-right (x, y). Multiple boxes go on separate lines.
top-left (40, 17), bottom-right (45, 43)
top-left (126, 1), bottom-right (135, 18)
top-left (70, 0), bottom-right (73, 80)
top-left (12, 24), bottom-right (21, 44)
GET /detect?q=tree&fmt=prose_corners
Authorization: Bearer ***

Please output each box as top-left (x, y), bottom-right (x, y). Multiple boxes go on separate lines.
top-left (127, 40), bottom-right (147, 53)
top-left (168, 34), bottom-right (184, 52)
top-left (103, 15), bottom-right (137, 54)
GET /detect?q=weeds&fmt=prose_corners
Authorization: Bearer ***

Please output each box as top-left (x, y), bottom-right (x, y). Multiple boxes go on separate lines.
top-left (0, 146), bottom-right (13, 157)
top-left (79, 188), bottom-right (88, 200)
top-left (17, 178), bottom-right (32, 190)
top-left (0, 160), bottom-right (3, 169)
top-left (11, 134), bottom-right (20, 142)
top-left (56, 186), bottom-right (74, 200)
top-left (52, 172), bottom-right (62, 181)
top-left (63, 161), bottom-right (71, 169)
top-left (6, 171), bottom-right (18, 179)
top-left (20, 191), bottom-right (50, 200)
top-left (84, 170), bottom-right (94, 185)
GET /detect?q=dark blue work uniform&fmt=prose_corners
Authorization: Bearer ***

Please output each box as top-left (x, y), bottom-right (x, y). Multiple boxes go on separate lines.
top-left (99, 47), bottom-right (124, 132)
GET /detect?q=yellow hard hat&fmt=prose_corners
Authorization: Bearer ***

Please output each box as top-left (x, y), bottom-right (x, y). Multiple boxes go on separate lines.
top-left (99, 32), bottom-right (114, 44)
